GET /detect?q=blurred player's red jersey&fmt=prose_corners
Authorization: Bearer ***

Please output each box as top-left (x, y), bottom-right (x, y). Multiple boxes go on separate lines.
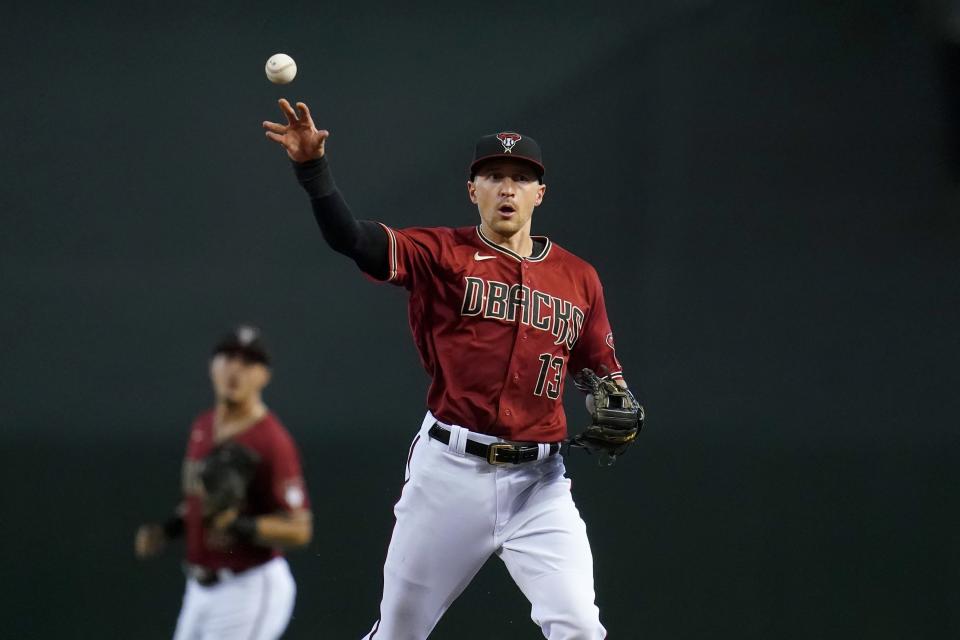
top-left (182, 411), bottom-right (309, 571)
top-left (375, 224), bottom-right (623, 442)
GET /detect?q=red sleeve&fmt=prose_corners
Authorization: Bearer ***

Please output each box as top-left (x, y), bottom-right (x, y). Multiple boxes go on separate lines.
top-left (264, 427), bottom-right (311, 512)
top-left (569, 274), bottom-right (624, 383)
top-left (373, 224), bottom-right (447, 290)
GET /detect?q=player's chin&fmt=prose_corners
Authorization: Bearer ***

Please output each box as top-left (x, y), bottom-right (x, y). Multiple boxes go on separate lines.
top-left (487, 216), bottom-right (526, 235)
top-left (220, 390), bottom-right (247, 405)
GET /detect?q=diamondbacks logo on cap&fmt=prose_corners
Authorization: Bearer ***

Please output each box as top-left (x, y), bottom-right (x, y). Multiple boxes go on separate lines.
top-left (237, 325), bottom-right (258, 345)
top-left (497, 132), bottom-right (522, 153)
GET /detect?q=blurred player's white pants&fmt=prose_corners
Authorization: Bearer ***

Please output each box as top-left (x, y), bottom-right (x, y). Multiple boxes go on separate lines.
top-left (173, 556), bottom-right (296, 640)
top-left (362, 411), bottom-right (606, 640)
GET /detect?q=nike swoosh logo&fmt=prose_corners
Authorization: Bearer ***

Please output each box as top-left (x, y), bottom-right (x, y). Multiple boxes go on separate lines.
top-left (474, 252), bottom-right (496, 261)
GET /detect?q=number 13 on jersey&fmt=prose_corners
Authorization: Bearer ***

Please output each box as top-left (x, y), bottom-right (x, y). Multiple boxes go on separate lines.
top-left (534, 353), bottom-right (565, 399)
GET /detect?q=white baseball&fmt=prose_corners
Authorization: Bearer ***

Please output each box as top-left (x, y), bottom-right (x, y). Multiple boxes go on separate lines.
top-left (265, 53), bottom-right (297, 85)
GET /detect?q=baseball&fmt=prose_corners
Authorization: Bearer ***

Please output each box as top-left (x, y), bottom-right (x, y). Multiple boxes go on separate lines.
top-left (265, 53), bottom-right (297, 84)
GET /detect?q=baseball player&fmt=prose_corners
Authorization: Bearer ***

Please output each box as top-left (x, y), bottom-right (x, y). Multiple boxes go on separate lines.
top-left (135, 325), bottom-right (313, 640)
top-left (263, 99), bottom-right (642, 640)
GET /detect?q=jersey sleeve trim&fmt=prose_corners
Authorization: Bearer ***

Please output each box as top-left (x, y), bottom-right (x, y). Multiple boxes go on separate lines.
top-left (378, 222), bottom-right (399, 282)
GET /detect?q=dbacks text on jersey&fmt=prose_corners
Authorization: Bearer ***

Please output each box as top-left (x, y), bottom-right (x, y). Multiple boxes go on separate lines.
top-left (460, 276), bottom-right (584, 349)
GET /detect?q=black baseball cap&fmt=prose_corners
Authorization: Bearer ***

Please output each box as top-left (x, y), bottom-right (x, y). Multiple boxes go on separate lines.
top-left (211, 324), bottom-right (271, 365)
top-left (470, 132), bottom-right (544, 179)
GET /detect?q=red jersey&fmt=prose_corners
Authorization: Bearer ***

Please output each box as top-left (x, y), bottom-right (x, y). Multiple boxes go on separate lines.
top-left (181, 410), bottom-right (310, 571)
top-left (374, 224), bottom-right (623, 442)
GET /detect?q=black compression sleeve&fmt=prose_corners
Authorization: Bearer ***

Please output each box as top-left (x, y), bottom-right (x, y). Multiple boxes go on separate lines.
top-left (293, 157), bottom-right (389, 280)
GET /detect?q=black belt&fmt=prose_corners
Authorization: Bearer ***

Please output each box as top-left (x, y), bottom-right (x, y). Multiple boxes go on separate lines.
top-left (184, 563), bottom-right (253, 587)
top-left (428, 423), bottom-right (560, 465)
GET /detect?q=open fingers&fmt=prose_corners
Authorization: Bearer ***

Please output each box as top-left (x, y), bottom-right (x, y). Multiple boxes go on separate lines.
top-left (295, 102), bottom-right (313, 125)
top-left (278, 98), bottom-right (298, 125)
top-left (265, 131), bottom-right (289, 147)
top-left (262, 120), bottom-right (287, 134)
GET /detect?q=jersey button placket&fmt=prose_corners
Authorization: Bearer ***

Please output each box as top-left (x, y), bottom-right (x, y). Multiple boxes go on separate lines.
top-left (501, 259), bottom-right (526, 425)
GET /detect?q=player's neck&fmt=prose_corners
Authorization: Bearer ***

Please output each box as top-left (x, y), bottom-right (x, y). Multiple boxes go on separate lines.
top-left (214, 398), bottom-right (266, 442)
top-left (215, 396), bottom-right (266, 424)
top-left (480, 222), bottom-right (534, 257)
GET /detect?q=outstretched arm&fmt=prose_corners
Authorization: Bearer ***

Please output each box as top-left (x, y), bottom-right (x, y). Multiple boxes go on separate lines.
top-left (263, 99), bottom-right (388, 279)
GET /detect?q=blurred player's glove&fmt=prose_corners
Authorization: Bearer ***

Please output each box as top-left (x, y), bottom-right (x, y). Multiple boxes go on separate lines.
top-left (569, 368), bottom-right (644, 465)
top-left (199, 442), bottom-right (260, 522)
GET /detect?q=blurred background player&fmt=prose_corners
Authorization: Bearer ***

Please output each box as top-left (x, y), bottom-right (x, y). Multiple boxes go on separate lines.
top-left (135, 325), bottom-right (313, 640)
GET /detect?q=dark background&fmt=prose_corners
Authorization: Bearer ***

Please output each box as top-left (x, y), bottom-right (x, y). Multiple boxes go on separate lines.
top-left (2, 1), bottom-right (958, 638)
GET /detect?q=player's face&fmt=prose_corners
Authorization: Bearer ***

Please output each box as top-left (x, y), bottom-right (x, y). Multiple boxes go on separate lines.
top-left (468, 159), bottom-right (545, 239)
top-left (209, 352), bottom-right (271, 405)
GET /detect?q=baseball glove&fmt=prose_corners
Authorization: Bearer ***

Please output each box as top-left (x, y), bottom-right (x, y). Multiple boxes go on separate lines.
top-left (569, 368), bottom-right (644, 463)
top-left (199, 441), bottom-right (260, 522)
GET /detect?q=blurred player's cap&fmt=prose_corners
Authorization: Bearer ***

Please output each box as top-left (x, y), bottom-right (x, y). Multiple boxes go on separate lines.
top-left (470, 132), bottom-right (544, 179)
top-left (212, 324), bottom-right (271, 365)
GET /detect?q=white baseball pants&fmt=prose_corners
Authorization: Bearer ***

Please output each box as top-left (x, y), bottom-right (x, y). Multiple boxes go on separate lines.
top-left (362, 411), bottom-right (606, 640)
top-left (172, 556), bottom-right (296, 640)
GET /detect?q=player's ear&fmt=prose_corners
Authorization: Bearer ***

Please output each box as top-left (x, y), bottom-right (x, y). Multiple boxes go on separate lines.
top-left (534, 182), bottom-right (546, 207)
top-left (259, 366), bottom-right (272, 389)
top-left (467, 180), bottom-right (478, 204)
